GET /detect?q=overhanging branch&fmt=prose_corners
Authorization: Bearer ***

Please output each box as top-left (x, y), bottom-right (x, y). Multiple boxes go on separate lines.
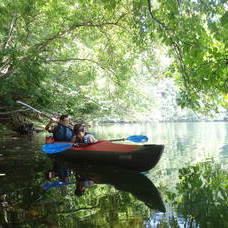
top-left (35, 16), bottom-right (126, 52)
top-left (147, 0), bottom-right (191, 88)
top-left (1, 15), bottom-right (17, 50)
top-left (46, 57), bottom-right (115, 74)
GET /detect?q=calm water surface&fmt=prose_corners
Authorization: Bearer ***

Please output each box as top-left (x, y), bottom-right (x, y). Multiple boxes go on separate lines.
top-left (0, 122), bottom-right (227, 227)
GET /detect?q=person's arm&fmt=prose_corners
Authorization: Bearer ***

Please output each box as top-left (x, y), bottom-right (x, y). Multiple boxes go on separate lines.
top-left (88, 135), bottom-right (97, 143)
top-left (45, 118), bottom-right (57, 133)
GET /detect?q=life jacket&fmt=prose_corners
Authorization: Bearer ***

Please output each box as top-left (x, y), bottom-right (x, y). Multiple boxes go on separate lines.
top-left (75, 133), bottom-right (94, 144)
top-left (53, 124), bottom-right (74, 142)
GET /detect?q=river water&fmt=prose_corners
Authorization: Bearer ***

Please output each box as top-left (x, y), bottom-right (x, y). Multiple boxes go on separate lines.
top-left (0, 122), bottom-right (227, 227)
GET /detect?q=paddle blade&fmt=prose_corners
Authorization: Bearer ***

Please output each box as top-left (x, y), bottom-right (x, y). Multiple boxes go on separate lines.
top-left (126, 135), bottom-right (148, 143)
top-left (42, 143), bottom-right (73, 154)
top-left (42, 181), bottom-right (73, 190)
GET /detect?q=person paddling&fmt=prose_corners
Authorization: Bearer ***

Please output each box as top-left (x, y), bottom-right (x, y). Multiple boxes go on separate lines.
top-left (71, 124), bottom-right (97, 144)
top-left (45, 114), bottom-right (74, 141)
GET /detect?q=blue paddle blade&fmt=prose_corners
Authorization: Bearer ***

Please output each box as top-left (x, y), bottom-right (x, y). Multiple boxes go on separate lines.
top-left (126, 135), bottom-right (148, 143)
top-left (42, 143), bottom-right (74, 154)
top-left (42, 181), bottom-right (73, 190)
top-left (140, 171), bottom-right (149, 175)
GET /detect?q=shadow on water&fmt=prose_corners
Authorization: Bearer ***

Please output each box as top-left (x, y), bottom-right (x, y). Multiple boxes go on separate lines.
top-left (47, 157), bottom-right (166, 212)
top-left (0, 136), bottom-right (165, 227)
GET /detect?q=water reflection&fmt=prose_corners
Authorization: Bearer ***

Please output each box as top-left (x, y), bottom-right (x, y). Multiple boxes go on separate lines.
top-left (148, 160), bottom-right (228, 228)
top-left (1, 122), bottom-right (228, 227)
top-left (220, 144), bottom-right (228, 158)
top-left (44, 158), bottom-right (166, 212)
top-left (0, 155), bottom-right (51, 226)
top-left (0, 149), bottom-right (165, 227)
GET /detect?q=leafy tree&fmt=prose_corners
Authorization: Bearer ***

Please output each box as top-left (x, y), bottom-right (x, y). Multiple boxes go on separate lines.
top-left (0, 0), bottom-right (227, 125)
top-left (139, 0), bottom-right (228, 112)
top-left (0, 0), bottom-right (142, 117)
top-left (166, 161), bottom-right (228, 227)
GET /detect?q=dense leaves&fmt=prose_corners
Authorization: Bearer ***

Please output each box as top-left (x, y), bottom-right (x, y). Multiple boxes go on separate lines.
top-left (166, 161), bottom-right (228, 227)
top-left (144, 0), bottom-right (228, 111)
top-left (0, 0), bottom-right (227, 123)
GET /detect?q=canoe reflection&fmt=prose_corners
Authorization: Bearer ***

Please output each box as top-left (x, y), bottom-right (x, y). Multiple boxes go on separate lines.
top-left (46, 158), bottom-right (166, 212)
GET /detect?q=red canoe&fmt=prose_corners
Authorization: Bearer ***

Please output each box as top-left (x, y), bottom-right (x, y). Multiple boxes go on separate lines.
top-left (45, 137), bottom-right (164, 172)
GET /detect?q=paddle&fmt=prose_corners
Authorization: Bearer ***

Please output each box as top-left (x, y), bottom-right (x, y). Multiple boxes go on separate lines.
top-left (42, 135), bottom-right (149, 154)
top-left (42, 143), bottom-right (75, 154)
top-left (16, 100), bottom-right (52, 119)
top-left (42, 181), bottom-right (74, 190)
top-left (110, 135), bottom-right (148, 143)
top-left (16, 100), bottom-right (74, 129)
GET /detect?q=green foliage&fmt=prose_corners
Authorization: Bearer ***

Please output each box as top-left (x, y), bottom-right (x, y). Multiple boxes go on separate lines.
top-left (0, 0), bottom-right (146, 121)
top-left (142, 0), bottom-right (228, 112)
top-left (0, 0), bottom-right (227, 123)
top-left (167, 160), bottom-right (228, 227)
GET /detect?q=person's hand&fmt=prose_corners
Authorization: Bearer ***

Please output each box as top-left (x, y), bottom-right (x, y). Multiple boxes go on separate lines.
top-left (73, 143), bottom-right (79, 147)
top-left (49, 118), bottom-right (57, 123)
top-left (89, 135), bottom-right (97, 143)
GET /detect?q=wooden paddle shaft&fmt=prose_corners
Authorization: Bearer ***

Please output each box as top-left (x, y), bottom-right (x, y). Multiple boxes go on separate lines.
top-left (16, 100), bottom-right (73, 130)
top-left (16, 101), bottom-right (52, 119)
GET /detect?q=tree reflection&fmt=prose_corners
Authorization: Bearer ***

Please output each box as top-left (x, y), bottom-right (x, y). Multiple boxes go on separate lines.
top-left (166, 160), bottom-right (228, 227)
top-left (0, 155), bottom-right (165, 227)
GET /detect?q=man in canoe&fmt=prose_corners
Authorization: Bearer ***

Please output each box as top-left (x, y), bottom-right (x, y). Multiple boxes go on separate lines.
top-left (71, 124), bottom-right (97, 144)
top-left (45, 114), bottom-right (74, 141)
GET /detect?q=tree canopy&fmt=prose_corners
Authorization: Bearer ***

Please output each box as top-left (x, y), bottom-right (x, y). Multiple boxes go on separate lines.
top-left (0, 0), bottom-right (227, 122)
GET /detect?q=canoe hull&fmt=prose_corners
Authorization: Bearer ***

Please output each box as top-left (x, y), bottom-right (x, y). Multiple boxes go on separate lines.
top-left (46, 139), bottom-right (164, 172)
